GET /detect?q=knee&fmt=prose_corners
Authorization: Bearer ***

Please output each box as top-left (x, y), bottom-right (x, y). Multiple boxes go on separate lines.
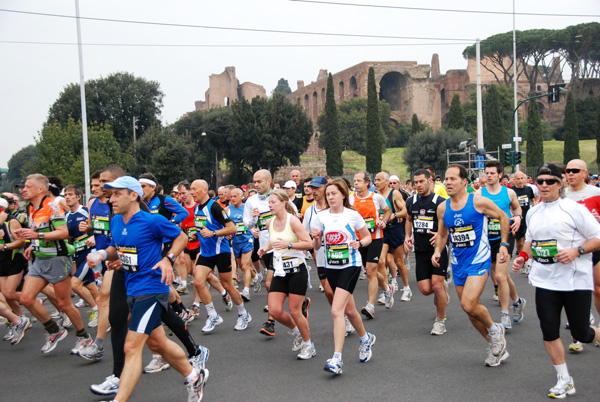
top-left (193, 277), bottom-right (207, 290)
top-left (331, 306), bottom-right (345, 321)
top-left (269, 303), bottom-right (283, 319)
top-left (493, 271), bottom-right (505, 284)
top-left (147, 337), bottom-right (164, 353)
top-left (432, 282), bottom-right (444, 295)
top-left (461, 300), bottom-right (475, 315)
top-left (57, 298), bottom-right (73, 312)
top-left (20, 293), bottom-right (35, 308)
top-left (419, 284), bottom-right (433, 296)
top-left (3, 289), bottom-right (17, 300)
top-left (571, 326), bottom-right (595, 344)
top-left (123, 338), bottom-right (141, 355)
top-left (593, 286), bottom-right (600, 298)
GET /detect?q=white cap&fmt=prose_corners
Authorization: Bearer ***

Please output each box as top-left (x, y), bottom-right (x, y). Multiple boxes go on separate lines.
top-left (389, 175), bottom-right (400, 182)
top-left (0, 198), bottom-right (8, 209)
top-left (282, 180), bottom-right (297, 189)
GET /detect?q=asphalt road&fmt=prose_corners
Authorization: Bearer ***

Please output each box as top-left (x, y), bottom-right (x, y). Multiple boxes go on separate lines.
top-left (2, 255), bottom-right (599, 402)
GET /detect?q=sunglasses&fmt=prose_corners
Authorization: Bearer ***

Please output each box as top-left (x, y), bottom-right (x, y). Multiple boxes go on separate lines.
top-left (536, 178), bottom-right (560, 185)
top-left (565, 168), bottom-right (583, 174)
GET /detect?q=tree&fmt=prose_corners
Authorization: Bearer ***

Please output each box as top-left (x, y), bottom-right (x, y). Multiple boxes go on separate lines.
top-left (484, 85), bottom-right (508, 161)
top-left (1, 145), bottom-right (39, 192)
top-left (273, 78), bottom-right (292, 95)
top-left (318, 73), bottom-right (343, 176)
top-left (366, 67), bottom-right (383, 174)
top-left (403, 128), bottom-right (468, 174)
top-left (526, 98), bottom-right (544, 169)
top-left (563, 91), bottom-right (580, 164)
top-left (575, 96), bottom-right (600, 140)
top-left (463, 32), bottom-right (520, 86)
top-left (447, 94), bottom-right (465, 129)
top-left (411, 114), bottom-right (421, 135)
top-left (47, 72), bottom-right (164, 147)
top-left (37, 118), bottom-right (132, 187)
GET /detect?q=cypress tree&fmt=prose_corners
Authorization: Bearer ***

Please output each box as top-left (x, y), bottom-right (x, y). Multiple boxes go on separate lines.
top-left (596, 97), bottom-right (600, 164)
top-left (526, 97), bottom-right (544, 169)
top-left (411, 114), bottom-right (420, 135)
top-left (320, 73), bottom-right (343, 176)
top-left (484, 85), bottom-right (506, 162)
top-left (563, 91), bottom-right (580, 164)
top-left (366, 67), bottom-right (382, 174)
top-left (448, 93), bottom-right (465, 129)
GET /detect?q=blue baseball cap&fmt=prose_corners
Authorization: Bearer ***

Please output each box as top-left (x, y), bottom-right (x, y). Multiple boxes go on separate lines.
top-left (103, 176), bottom-right (143, 198)
top-left (309, 176), bottom-right (328, 187)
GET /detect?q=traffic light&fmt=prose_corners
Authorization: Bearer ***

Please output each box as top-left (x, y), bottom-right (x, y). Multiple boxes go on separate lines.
top-left (504, 151), bottom-right (513, 166)
top-left (514, 151), bottom-right (523, 165)
top-left (548, 84), bottom-right (566, 103)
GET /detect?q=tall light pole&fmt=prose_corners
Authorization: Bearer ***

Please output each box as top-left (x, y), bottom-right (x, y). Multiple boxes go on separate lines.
top-left (201, 131), bottom-right (218, 189)
top-left (75, 0), bottom-right (90, 202)
top-left (476, 38), bottom-right (484, 150)
top-left (512, 0), bottom-right (520, 170)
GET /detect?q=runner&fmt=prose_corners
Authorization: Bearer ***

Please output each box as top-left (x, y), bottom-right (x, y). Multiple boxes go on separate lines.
top-left (257, 189), bottom-right (315, 359)
top-left (404, 168), bottom-right (450, 335)
top-left (478, 161), bottom-right (526, 329)
top-left (190, 179), bottom-right (251, 332)
top-left (311, 178), bottom-right (376, 375)
top-left (350, 171), bottom-right (392, 319)
top-left (227, 188), bottom-right (256, 302)
top-left (299, 178), bottom-right (316, 221)
top-left (282, 181), bottom-right (302, 214)
top-left (511, 171), bottom-right (537, 274)
top-left (513, 163), bottom-right (600, 398)
top-left (89, 176), bottom-right (207, 402)
top-left (432, 164), bottom-right (509, 367)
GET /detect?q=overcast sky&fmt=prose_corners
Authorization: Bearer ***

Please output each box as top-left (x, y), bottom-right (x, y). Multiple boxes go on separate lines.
top-left (1, 0), bottom-right (598, 167)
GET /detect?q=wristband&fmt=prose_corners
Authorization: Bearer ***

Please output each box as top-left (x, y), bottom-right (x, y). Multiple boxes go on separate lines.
top-left (518, 251), bottom-right (529, 262)
top-left (500, 242), bottom-right (510, 249)
top-left (98, 249), bottom-right (108, 262)
top-left (38, 232), bottom-right (44, 241)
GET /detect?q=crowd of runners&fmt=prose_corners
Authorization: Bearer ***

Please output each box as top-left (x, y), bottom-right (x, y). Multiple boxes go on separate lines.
top-left (1, 160), bottom-right (599, 400)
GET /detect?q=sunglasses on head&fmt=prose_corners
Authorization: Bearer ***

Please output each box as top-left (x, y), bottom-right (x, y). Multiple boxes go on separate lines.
top-left (536, 178), bottom-right (560, 185)
top-left (565, 168), bottom-right (583, 174)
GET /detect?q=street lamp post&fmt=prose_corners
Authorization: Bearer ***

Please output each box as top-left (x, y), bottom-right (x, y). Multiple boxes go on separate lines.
top-left (201, 131), bottom-right (219, 189)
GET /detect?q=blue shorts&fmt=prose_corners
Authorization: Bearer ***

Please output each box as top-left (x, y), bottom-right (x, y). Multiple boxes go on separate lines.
top-left (73, 254), bottom-right (96, 286)
top-left (127, 293), bottom-right (168, 335)
top-left (232, 239), bottom-right (254, 258)
top-left (384, 225), bottom-right (405, 250)
top-left (452, 261), bottom-right (490, 287)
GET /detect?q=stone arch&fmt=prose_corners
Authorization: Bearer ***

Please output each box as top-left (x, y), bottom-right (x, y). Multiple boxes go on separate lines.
top-left (304, 94), bottom-right (309, 110)
top-left (321, 87), bottom-right (326, 104)
top-left (339, 81), bottom-right (345, 101)
top-left (349, 76), bottom-right (358, 98)
top-left (378, 71), bottom-right (408, 113)
top-left (312, 91), bottom-right (318, 120)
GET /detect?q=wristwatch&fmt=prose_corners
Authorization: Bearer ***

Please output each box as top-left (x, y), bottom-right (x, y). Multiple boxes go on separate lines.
top-left (38, 232), bottom-right (44, 241)
top-left (212, 230), bottom-right (217, 237)
top-left (500, 242), bottom-right (510, 249)
top-left (288, 242), bottom-right (292, 250)
top-left (166, 252), bottom-right (176, 265)
top-left (578, 246), bottom-right (585, 256)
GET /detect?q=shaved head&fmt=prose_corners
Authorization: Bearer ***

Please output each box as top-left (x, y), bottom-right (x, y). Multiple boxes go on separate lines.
top-left (257, 169), bottom-right (272, 181)
top-left (193, 179), bottom-right (208, 190)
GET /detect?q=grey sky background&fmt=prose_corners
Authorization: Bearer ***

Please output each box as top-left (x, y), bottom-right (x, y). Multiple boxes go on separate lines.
top-left (1, 0), bottom-right (599, 167)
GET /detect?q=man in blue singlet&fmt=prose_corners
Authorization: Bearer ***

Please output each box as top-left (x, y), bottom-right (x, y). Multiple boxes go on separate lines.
top-left (227, 188), bottom-right (256, 302)
top-left (432, 164), bottom-right (510, 367)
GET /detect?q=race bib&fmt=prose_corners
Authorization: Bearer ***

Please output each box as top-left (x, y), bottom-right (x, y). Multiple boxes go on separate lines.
top-left (414, 216), bottom-right (434, 233)
top-left (450, 225), bottom-right (476, 248)
top-left (117, 246), bottom-right (139, 272)
top-left (73, 234), bottom-right (89, 253)
top-left (364, 217), bottom-right (376, 233)
top-left (517, 195), bottom-right (529, 207)
top-left (488, 218), bottom-right (501, 237)
top-left (235, 222), bottom-right (248, 235)
top-left (187, 227), bottom-right (197, 241)
top-left (195, 216), bottom-right (207, 229)
top-left (92, 215), bottom-right (110, 236)
top-left (326, 243), bottom-right (350, 266)
top-left (531, 239), bottom-right (558, 264)
top-left (257, 211), bottom-right (272, 231)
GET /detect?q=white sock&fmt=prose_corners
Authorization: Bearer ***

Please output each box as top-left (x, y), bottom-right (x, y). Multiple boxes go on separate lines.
top-left (488, 323), bottom-right (499, 334)
top-left (333, 352), bottom-right (342, 360)
top-left (181, 280), bottom-right (187, 287)
top-left (554, 363), bottom-right (569, 377)
top-left (301, 340), bottom-right (311, 347)
top-left (91, 306), bottom-right (98, 312)
top-left (360, 333), bottom-right (369, 343)
top-left (243, 287), bottom-right (249, 294)
top-left (205, 302), bottom-right (217, 317)
top-left (236, 303), bottom-right (246, 316)
top-left (292, 326), bottom-right (300, 335)
top-left (185, 368), bottom-right (198, 383)
top-left (221, 290), bottom-right (227, 296)
top-left (366, 303), bottom-right (374, 310)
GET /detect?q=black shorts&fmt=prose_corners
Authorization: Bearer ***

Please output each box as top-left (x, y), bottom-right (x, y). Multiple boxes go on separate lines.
top-left (415, 249), bottom-right (448, 282)
top-left (317, 266), bottom-right (327, 281)
top-left (325, 266), bottom-right (361, 294)
top-left (184, 247), bottom-right (199, 262)
top-left (262, 252), bottom-right (274, 272)
top-left (269, 264), bottom-right (308, 296)
top-left (251, 238), bottom-right (260, 262)
top-left (514, 220), bottom-right (527, 240)
top-left (0, 253), bottom-right (27, 277)
top-left (383, 225), bottom-right (405, 250)
top-left (359, 238), bottom-right (383, 267)
top-left (592, 250), bottom-right (600, 266)
top-left (196, 252), bottom-right (232, 274)
top-left (489, 236), bottom-right (515, 263)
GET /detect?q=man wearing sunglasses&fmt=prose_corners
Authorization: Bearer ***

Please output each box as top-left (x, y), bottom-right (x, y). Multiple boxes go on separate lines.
top-left (564, 159), bottom-right (600, 352)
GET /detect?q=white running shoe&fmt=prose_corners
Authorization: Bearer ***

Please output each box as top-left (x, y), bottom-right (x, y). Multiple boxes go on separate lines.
top-left (143, 354), bottom-right (170, 373)
top-left (485, 343), bottom-right (509, 367)
top-left (400, 287), bottom-right (412, 302)
top-left (501, 312), bottom-right (512, 329)
top-left (41, 327), bottom-right (68, 353)
top-left (377, 293), bottom-right (386, 305)
top-left (548, 373), bottom-right (575, 399)
top-left (489, 323), bottom-right (506, 356)
top-left (186, 368), bottom-right (209, 402)
top-left (324, 357), bottom-right (343, 375)
top-left (430, 319), bottom-right (446, 336)
top-left (202, 315), bottom-right (224, 333)
top-left (71, 335), bottom-right (94, 355)
top-left (345, 315), bottom-right (355, 336)
top-left (297, 342), bottom-right (316, 360)
top-left (358, 333), bottom-right (376, 362)
top-left (240, 289), bottom-right (251, 302)
top-left (222, 293), bottom-right (233, 311)
top-left (58, 312), bottom-right (72, 329)
top-left (385, 287), bottom-right (395, 309)
top-left (234, 312), bottom-right (252, 331)
top-left (291, 332), bottom-right (303, 352)
top-left (90, 374), bottom-right (120, 396)
top-left (75, 298), bottom-right (88, 308)
top-left (88, 310), bottom-right (99, 328)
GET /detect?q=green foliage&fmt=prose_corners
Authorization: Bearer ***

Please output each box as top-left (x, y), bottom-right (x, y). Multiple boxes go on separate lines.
top-left (36, 118), bottom-right (132, 187)
top-left (563, 92), bottom-right (580, 163)
top-left (403, 128), bottom-right (469, 174)
top-left (484, 85), bottom-right (509, 160)
top-left (447, 94), bottom-right (465, 129)
top-left (526, 98), bottom-right (544, 169)
top-left (47, 72), bottom-right (164, 147)
top-left (575, 96), bottom-right (600, 140)
top-left (597, 99), bottom-right (600, 163)
top-left (411, 114), bottom-right (420, 135)
top-left (464, 84), bottom-right (515, 146)
top-left (366, 67), bottom-right (383, 174)
top-left (318, 73), bottom-right (343, 176)
top-left (273, 78), bottom-right (292, 95)
top-left (2, 145), bottom-right (39, 192)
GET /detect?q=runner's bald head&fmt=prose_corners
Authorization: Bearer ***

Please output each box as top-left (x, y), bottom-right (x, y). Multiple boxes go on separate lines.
top-left (257, 169), bottom-right (272, 181)
top-left (192, 180), bottom-right (208, 191)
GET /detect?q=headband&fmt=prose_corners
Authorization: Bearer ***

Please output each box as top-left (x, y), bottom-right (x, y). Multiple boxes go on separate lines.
top-left (139, 178), bottom-right (156, 187)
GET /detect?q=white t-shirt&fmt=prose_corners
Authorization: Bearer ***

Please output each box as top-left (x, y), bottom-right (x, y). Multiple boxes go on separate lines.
top-left (565, 184), bottom-right (600, 202)
top-left (526, 197), bottom-right (600, 291)
top-left (311, 208), bottom-right (365, 270)
top-left (243, 193), bottom-right (272, 249)
top-left (303, 203), bottom-right (328, 267)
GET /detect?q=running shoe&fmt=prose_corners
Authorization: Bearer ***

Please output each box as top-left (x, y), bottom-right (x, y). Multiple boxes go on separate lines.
top-left (568, 340), bottom-right (583, 353)
top-left (319, 284), bottom-right (324, 292)
top-left (3, 324), bottom-right (14, 341)
top-left (234, 312), bottom-right (252, 331)
top-left (324, 357), bottom-right (343, 375)
top-left (377, 293), bottom-right (386, 305)
top-left (359, 269), bottom-right (366, 280)
top-left (232, 277), bottom-right (239, 289)
top-left (492, 289), bottom-right (499, 302)
top-left (405, 256), bottom-right (411, 271)
top-left (49, 310), bottom-right (60, 319)
top-left (430, 319), bottom-right (446, 336)
top-left (58, 312), bottom-right (72, 329)
top-left (71, 335), bottom-right (94, 355)
top-left (291, 332), bottom-right (303, 352)
top-left (202, 315), bottom-right (223, 333)
top-left (75, 298), bottom-right (88, 308)
top-left (10, 316), bottom-right (31, 345)
top-left (222, 292), bottom-right (233, 311)
top-left (253, 276), bottom-right (262, 293)
top-left (179, 310), bottom-right (195, 324)
top-left (241, 289), bottom-right (251, 302)
top-left (186, 368), bottom-right (209, 402)
top-left (90, 374), bottom-right (119, 396)
top-left (78, 342), bottom-right (104, 362)
top-left (176, 284), bottom-right (188, 294)
top-left (485, 343), bottom-right (509, 367)
top-left (512, 297), bottom-right (526, 323)
top-left (489, 323), bottom-right (506, 356)
top-left (189, 345), bottom-right (210, 372)
top-left (297, 342), bottom-right (316, 360)
top-left (548, 374), bottom-right (575, 399)
top-left (260, 320), bottom-right (275, 337)
top-left (88, 310), bottom-right (99, 328)
top-left (501, 312), bottom-right (512, 329)
top-left (191, 304), bottom-right (201, 317)
top-left (263, 304), bottom-right (269, 313)
top-left (302, 297), bottom-right (311, 319)
top-left (385, 287), bottom-right (394, 309)
top-left (358, 332), bottom-right (376, 362)
top-left (345, 315), bottom-right (355, 336)
top-left (41, 327), bottom-right (68, 353)
top-left (444, 280), bottom-right (450, 304)
top-left (144, 354), bottom-right (170, 373)
top-left (590, 311), bottom-right (595, 325)
top-left (400, 287), bottom-right (412, 302)
top-left (361, 304), bottom-right (375, 319)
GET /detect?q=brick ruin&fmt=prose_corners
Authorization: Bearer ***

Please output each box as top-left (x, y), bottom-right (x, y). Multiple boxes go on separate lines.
top-left (195, 66), bottom-right (266, 110)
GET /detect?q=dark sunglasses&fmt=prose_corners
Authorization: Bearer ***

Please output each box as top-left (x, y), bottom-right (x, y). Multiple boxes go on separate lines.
top-left (536, 178), bottom-right (560, 185)
top-left (565, 168), bottom-right (582, 174)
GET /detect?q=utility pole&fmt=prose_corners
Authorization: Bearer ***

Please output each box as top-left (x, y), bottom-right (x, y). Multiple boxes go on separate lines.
top-left (476, 38), bottom-right (484, 150)
top-left (75, 0), bottom-right (90, 203)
